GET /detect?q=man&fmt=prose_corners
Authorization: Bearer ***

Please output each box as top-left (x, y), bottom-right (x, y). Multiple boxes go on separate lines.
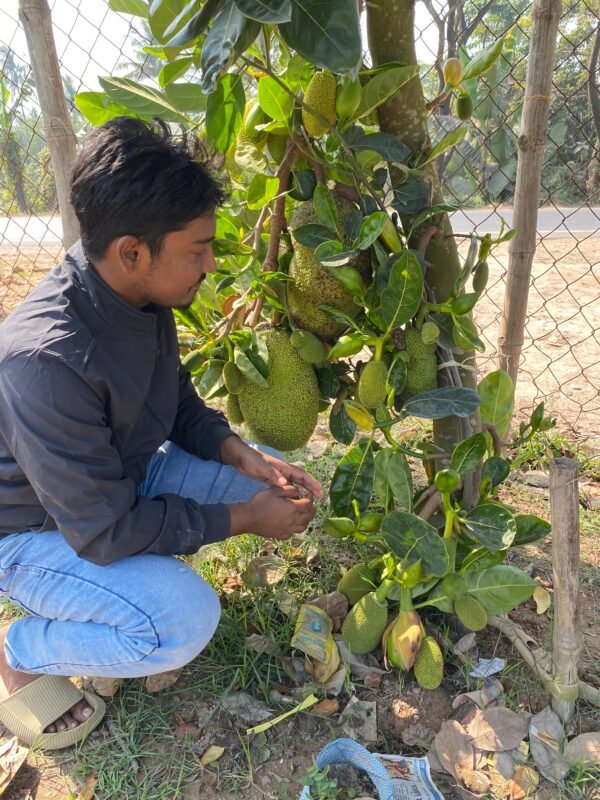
top-left (0, 118), bottom-right (321, 749)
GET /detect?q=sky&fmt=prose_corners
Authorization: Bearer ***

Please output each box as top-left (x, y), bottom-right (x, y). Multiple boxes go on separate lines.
top-left (1, 0), bottom-right (440, 96)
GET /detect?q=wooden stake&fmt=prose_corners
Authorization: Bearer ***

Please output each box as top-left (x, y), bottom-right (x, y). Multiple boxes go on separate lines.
top-left (497, 0), bottom-right (562, 387)
top-left (550, 457), bottom-right (582, 723)
top-left (18, 0), bottom-right (79, 250)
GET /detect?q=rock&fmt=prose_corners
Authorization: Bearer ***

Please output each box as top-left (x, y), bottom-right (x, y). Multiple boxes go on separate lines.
top-left (563, 732), bottom-right (600, 766)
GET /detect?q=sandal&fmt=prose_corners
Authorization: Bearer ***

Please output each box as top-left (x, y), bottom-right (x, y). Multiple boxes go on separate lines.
top-left (0, 674), bottom-right (105, 750)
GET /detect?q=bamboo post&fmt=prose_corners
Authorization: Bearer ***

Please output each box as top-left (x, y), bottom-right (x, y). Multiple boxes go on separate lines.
top-left (497, 0), bottom-right (562, 386)
top-left (18, 0), bottom-right (79, 250)
top-left (550, 457), bottom-right (582, 723)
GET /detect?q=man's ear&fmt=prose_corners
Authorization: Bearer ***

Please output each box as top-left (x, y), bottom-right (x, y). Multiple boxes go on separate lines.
top-left (114, 236), bottom-right (148, 274)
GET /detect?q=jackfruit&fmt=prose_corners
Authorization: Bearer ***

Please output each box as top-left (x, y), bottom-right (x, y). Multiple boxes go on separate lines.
top-left (288, 197), bottom-right (371, 340)
top-left (223, 361), bottom-right (244, 394)
top-left (226, 393), bottom-right (244, 424)
top-left (455, 93), bottom-right (474, 121)
top-left (237, 102), bottom-right (267, 148)
top-left (357, 360), bottom-right (387, 409)
top-left (289, 329), bottom-right (326, 364)
top-left (302, 71), bottom-right (337, 137)
top-left (337, 563), bottom-right (379, 606)
top-left (403, 326), bottom-right (438, 397)
top-left (413, 636), bottom-right (444, 689)
top-left (237, 328), bottom-right (319, 451)
top-left (266, 134), bottom-right (288, 164)
top-left (386, 609), bottom-right (422, 670)
top-left (342, 592), bottom-right (388, 654)
top-left (454, 595), bottom-right (488, 631)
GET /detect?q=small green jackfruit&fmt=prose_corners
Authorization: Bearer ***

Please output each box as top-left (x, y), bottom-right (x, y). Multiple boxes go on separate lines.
top-left (342, 592), bottom-right (388, 654)
top-left (455, 93), bottom-right (474, 121)
top-left (337, 563), bottom-right (379, 606)
top-left (404, 326), bottom-right (438, 397)
top-left (266, 134), bottom-right (288, 164)
top-left (413, 636), bottom-right (444, 689)
top-left (454, 595), bottom-right (488, 631)
top-left (358, 360), bottom-right (388, 409)
top-left (237, 328), bottom-right (319, 451)
top-left (223, 361), bottom-right (245, 394)
top-left (302, 71), bottom-right (337, 137)
top-left (238, 101), bottom-right (267, 146)
top-left (226, 393), bottom-right (244, 424)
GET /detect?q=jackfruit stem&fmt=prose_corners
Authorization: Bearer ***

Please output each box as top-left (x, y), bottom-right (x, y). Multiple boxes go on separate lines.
top-left (375, 578), bottom-right (394, 605)
top-left (399, 586), bottom-right (414, 612)
top-left (374, 339), bottom-right (384, 361)
top-left (442, 494), bottom-right (455, 540)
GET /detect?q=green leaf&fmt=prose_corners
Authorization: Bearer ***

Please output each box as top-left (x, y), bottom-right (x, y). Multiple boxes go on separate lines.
top-left (279, 0), bottom-right (362, 74)
top-left (330, 439), bottom-right (374, 518)
top-left (459, 545), bottom-right (506, 572)
top-left (462, 565), bottom-right (537, 614)
top-left (325, 265), bottom-right (365, 296)
top-left (201, 0), bottom-right (247, 93)
top-left (314, 241), bottom-right (359, 267)
top-left (158, 57), bottom-right (193, 87)
top-left (206, 73), bottom-right (245, 152)
top-left (402, 387), bottom-right (480, 420)
top-left (478, 370), bottom-right (514, 439)
top-left (314, 364), bottom-right (340, 398)
top-left (247, 174), bottom-right (280, 210)
top-left (451, 432), bottom-right (487, 476)
top-left (74, 92), bottom-right (132, 125)
top-left (99, 76), bottom-right (189, 122)
top-left (327, 332), bottom-right (368, 359)
top-left (513, 514), bottom-right (551, 546)
top-left (481, 457), bottom-right (510, 489)
top-left (349, 133), bottom-right (410, 163)
top-left (392, 176), bottom-right (429, 215)
top-left (329, 403), bottom-right (356, 445)
top-left (151, 0), bottom-right (198, 43)
top-left (233, 0), bottom-right (292, 23)
top-left (164, 0), bottom-right (218, 47)
top-left (197, 360), bottom-right (225, 397)
top-left (381, 512), bottom-right (449, 577)
top-left (317, 305), bottom-right (361, 330)
top-left (354, 212), bottom-right (389, 251)
top-left (257, 76), bottom-right (294, 123)
top-left (109, 0), bottom-right (148, 16)
top-left (453, 314), bottom-right (486, 353)
top-left (234, 348), bottom-right (268, 386)
top-left (387, 451), bottom-right (412, 511)
top-left (291, 223), bottom-right (335, 250)
top-left (462, 36), bottom-right (506, 81)
top-left (353, 65), bottom-right (419, 121)
top-left (164, 82), bottom-right (207, 112)
top-left (421, 126), bottom-right (467, 166)
top-left (313, 184), bottom-right (338, 231)
top-left (380, 250), bottom-right (423, 332)
top-left (410, 203), bottom-right (461, 230)
top-left (463, 503), bottom-right (516, 550)
top-left (373, 449), bottom-right (393, 508)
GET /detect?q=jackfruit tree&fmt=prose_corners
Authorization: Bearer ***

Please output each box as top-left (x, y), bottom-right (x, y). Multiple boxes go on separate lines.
top-left (79, 0), bottom-right (557, 685)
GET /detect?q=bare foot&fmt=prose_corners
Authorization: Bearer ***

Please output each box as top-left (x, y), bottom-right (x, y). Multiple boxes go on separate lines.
top-left (0, 625), bottom-right (94, 733)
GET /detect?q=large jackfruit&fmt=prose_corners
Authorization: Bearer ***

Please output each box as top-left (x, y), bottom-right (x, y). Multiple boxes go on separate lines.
top-left (342, 592), bottom-right (388, 654)
top-left (288, 197), bottom-right (371, 340)
top-left (454, 595), bottom-right (488, 631)
top-left (302, 71), bottom-right (337, 137)
top-left (237, 328), bottom-right (319, 451)
top-left (337, 563), bottom-right (379, 606)
top-left (404, 326), bottom-right (438, 397)
top-left (358, 360), bottom-right (387, 409)
top-left (413, 636), bottom-right (444, 689)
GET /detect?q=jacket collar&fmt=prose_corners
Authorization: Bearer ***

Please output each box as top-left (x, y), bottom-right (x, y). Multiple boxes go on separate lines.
top-left (63, 240), bottom-right (159, 336)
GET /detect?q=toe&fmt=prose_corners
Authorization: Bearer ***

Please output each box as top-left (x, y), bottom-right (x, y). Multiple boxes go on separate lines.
top-left (61, 712), bottom-right (78, 729)
top-left (71, 700), bottom-right (94, 723)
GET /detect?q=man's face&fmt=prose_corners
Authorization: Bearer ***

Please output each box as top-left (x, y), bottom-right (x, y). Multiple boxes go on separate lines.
top-left (140, 213), bottom-right (217, 309)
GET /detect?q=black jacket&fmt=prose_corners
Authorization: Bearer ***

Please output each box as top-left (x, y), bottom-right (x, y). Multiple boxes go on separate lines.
top-left (0, 242), bottom-right (236, 564)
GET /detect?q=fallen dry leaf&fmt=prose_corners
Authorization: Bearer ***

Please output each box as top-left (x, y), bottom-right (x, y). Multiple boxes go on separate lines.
top-left (174, 723), bottom-right (199, 739)
top-left (308, 591), bottom-right (348, 631)
top-left (222, 692), bottom-right (273, 726)
top-left (222, 575), bottom-right (244, 594)
top-left (466, 707), bottom-right (530, 752)
top-left (245, 633), bottom-right (279, 655)
top-left (145, 668), bottom-right (183, 693)
top-left (529, 706), bottom-right (570, 784)
top-left (336, 638), bottom-right (387, 682)
top-left (434, 720), bottom-right (474, 781)
top-left (76, 774), bottom-right (98, 800)
top-left (222, 293), bottom-right (241, 316)
top-left (533, 586), bottom-right (551, 615)
top-left (563, 732), bottom-right (600, 766)
top-left (339, 698), bottom-right (377, 743)
top-left (273, 589), bottom-right (298, 616)
top-left (90, 677), bottom-right (121, 697)
top-left (200, 745), bottom-right (225, 766)
top-left (508, 766), bottom-right (539, 799)
top-left (311, 698), bottom-right (339, 717)
top-left (455, 763), bottom-right (490, 795)
top-left (0, 738), bottom-right (28, 794)
top-left (243, 555), bottom-right (287, 587)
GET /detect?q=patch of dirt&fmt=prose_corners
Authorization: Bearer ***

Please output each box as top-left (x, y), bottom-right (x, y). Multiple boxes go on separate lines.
top-left (376, 677), bottom-right (453, 746)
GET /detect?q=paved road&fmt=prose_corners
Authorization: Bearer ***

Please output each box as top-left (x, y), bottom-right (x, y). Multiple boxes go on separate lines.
top-left (1, 207), bottom-right (599, 247)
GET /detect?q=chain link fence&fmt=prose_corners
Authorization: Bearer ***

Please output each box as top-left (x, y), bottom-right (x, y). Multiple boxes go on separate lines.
top-left (1, 0), bottom-right (599, 435)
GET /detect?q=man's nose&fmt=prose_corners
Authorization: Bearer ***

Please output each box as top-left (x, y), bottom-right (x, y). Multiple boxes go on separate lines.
top-left (205, 247), bottom-right (217, 273)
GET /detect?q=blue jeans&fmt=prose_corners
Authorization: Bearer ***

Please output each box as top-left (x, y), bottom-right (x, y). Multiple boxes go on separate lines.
top-left (0, 442), bottom-right (274, 678)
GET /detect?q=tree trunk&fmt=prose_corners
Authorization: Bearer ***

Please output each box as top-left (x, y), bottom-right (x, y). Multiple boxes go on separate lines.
top-left (497, 0), bottom-right (562, 387)
top-left (366, 0), bottom-right (478, 467)
top-left (18, 0), bottom-right (79, 250)
top-left (3, 135), bottom-right (28, 213)
top-left (587, 3), bottom-right (600, 200)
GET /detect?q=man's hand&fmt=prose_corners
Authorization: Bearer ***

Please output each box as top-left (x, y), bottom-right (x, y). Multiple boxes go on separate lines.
top-left (219, 435), bottom-right (323, 499)
top-left (228, 485), bottom-right (316, 540)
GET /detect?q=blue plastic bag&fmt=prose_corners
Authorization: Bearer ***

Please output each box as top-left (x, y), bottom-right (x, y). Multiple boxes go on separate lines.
top-left (298, 737), bottom-right (393, 800)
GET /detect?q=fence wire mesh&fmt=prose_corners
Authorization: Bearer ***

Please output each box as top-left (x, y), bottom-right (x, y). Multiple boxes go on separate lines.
top-left (1, 0), bottom-right (599, 435)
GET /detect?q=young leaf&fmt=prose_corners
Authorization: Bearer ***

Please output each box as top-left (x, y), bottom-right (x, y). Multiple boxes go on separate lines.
top-left (380, 250), bottom-right (423, 331)
top-left (158, 57), bottom-right (193, 88)
top-left (421, 126), bottom-right (467, 167)
top-left (99, 77), bottom-right (189, 122)
top-left (109, 0), bottom-right (148, 16)
top-left (233, 0), bottom-right (292, 24)
top-left (481, 457), bottom-right (510, 488)
top-left (462, 37), bottom-right (506, 82)
top-left (258, 75), bottom-right (294, 123)
top-left (478, 370), bottom-right (514, 438)
top-left (74, 92), bottom-right (132, 126)
top-left (381, 512), bottom-right (449, 576)
top-left (206, 73), bottom-right (245, 152)
top-left (325, 265), bottom-right (365, 296)
top-left (330, 440), bottom-right (375, 518)
top-left (247, 174), bottom-right (279, 210)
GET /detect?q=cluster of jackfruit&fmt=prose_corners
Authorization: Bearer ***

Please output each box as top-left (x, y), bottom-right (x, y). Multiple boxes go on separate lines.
top-left (402, 325), bottom-right (438, 397)
top-left (226, 327), bottom-right (320, 452)
top-left (288, 196), bottom-right (371, 341)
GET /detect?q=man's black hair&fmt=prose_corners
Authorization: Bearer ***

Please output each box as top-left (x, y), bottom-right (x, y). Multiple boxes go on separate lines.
top-left (70, 117), bottom-right (228, 261)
